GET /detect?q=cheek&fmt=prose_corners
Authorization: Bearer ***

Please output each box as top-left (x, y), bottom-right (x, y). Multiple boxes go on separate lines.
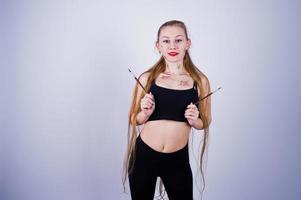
top-left (179, 48), bottom-right (187, 54)
top-left (180, 44), bottom-right (188, 50)
top-left (160, 44), bottom-right (168, 49)
top-left (160, 46), bottom-right (169, 53)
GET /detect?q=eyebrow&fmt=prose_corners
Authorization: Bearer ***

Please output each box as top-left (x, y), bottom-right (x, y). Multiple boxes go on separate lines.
top-left (161, 35), bottom-right (184, 38)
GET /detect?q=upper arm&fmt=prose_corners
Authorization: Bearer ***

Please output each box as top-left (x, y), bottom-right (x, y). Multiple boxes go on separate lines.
top-left (197, 73), bottom-right (212, 125)
top-left (135, 72), bottom-right (150, 105)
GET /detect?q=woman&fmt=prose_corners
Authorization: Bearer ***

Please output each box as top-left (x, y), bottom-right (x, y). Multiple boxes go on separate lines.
top-left (123, 20), bottom-right (212, 200)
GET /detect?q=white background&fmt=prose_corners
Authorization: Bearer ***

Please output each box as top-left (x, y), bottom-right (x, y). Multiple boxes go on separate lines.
top-left (1, 0), bottom-right (301, 199)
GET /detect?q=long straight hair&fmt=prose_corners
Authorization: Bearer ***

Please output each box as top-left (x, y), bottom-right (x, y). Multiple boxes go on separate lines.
top-left (122, 20), bottom-right (211, 199)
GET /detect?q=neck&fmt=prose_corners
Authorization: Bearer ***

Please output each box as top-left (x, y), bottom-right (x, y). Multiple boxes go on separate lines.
top-left (165, 61), bottom-right (186, 75)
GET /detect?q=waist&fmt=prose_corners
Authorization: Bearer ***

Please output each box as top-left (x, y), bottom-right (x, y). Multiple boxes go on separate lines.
top-left (140, 120), bottom-right (191, 153)
top-left (144, 119), bottom-right (190, 130)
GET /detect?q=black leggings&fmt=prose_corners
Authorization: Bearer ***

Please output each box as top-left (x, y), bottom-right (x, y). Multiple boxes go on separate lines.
top-left (128, 134), bottom-right (193, 200)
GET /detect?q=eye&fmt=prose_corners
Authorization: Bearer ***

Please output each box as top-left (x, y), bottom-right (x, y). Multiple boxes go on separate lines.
top-left (175, 39), bottom-right (182, 43)
top-left (162, 40), bottom-right (170, 43)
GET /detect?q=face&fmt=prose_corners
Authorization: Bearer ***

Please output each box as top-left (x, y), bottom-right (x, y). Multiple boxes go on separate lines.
top-left (156, 25), bottom-right (191, 63)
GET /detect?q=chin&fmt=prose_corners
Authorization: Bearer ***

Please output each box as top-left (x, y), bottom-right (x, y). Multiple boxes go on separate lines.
top-left (163, 54), bottom-right (184, 63)
top-left (166, 58), bottom-right (183, 63)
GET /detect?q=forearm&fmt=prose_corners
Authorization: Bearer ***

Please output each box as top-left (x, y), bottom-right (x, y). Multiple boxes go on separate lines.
top-left (136, 111), bottom-right (150, 125)
top-left (191, 118), bottom-right (204, 130)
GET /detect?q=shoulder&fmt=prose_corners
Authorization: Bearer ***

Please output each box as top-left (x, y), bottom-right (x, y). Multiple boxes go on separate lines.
top-left (199, 72), bottom-right (210, 89)
top-left (138, 71), bottom-right (151, 85)
top-left (196, 71), bottom-right (210, 96)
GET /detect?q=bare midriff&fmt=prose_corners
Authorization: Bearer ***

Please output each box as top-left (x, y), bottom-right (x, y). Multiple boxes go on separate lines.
top-left (140, 120), bottom-right (191, 153)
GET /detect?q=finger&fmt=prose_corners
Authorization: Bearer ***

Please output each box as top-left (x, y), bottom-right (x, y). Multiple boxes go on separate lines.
top-left (185, 116), bottom-right (197, 121)
top-left (142, 101), bottom-right (151, 109)
top-left (141, 100), bottom-right (152, 109)
top-left (185, 111), bottom-right (194, 117)
top-left (140, 102), bottom-right (146, 109)
top-left (187, 107), bottom-right (194, 111)
top-left (185, 109), bottom-right (193, 115)
top-left (145, 98), bottom-right (155, 106)
top-left (185, 106), bottom-right (193, 111)
top-left (185, 109), bottom-right (195, 115)
top-left (187, 104), bottom-right (197, 109)
top-left (142, 96), bottom-right (153, 103)
top-left (144, 96), bottom-right (154, 104)
top-left (146, 101), bottom-right (154, 109)
top-left (185, 114), bottom-right (194, 120)
top-left (140, 100), bottom-right (146, 108)
top-left (145, 93), bottom-right (154, 100)
top-left (185, 111), bottom-right (198, 118)
top-left (149, 91), bottom-right (154, 98)
top-left (143, 105), bottom-right (152, 110)
top-left (145, 95), bottom-right (154, 102)
top-left (189, 104), bottom-right (197, 109)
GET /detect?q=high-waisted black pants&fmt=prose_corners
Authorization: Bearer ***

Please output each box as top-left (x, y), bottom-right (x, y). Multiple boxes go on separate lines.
top-left (128, 134), bottom-right (193, 200)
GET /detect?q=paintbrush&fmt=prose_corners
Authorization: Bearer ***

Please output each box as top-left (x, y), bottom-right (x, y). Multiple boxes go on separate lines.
top-left (128, 68), bottom-right (147, 93)
top-left (194, 87), bottom-right (221, 105)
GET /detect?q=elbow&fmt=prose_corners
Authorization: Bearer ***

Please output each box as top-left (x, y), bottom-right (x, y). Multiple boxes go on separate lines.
top-left (136, 120), bottom-right (144, 126)
top-left (200, 116), bottom-right (212, 130)
top-left (206, 115), bottom-right (212, 128)
top-left (136, 116), bottom-right (146, 126)
top-left (208, 116), bottom-right (212, 127)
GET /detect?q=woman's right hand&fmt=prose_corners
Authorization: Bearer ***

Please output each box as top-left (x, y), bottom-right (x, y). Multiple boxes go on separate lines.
top-left (140, 92), bottom-right (155, 117)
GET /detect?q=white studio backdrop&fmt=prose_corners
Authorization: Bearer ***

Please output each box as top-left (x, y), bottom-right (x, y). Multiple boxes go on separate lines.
top-left (1, 0), bottom-right (301, 200)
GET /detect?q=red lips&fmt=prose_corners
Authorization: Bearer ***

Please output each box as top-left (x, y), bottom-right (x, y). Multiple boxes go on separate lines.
top-left (168, 52), bottom-right (179, 56)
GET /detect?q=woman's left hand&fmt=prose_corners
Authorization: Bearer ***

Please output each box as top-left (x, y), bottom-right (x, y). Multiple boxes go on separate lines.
top-left (184, 102), bottom-right (200, 126)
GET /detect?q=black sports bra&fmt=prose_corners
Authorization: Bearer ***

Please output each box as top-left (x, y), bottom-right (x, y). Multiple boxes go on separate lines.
top-left (147, 81), bottom-right (199, 122)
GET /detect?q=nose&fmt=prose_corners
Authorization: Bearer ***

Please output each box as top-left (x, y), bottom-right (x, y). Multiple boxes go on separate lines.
top-left (168, 41), bottom-right (177, 50)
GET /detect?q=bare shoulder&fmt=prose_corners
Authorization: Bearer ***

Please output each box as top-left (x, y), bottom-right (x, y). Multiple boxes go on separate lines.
top-left (196, 71), bottom-right (211, 96)
top-left (138, 71), bottom-right (151, 86)
top-left (199, 72), bottom-right (210, 89)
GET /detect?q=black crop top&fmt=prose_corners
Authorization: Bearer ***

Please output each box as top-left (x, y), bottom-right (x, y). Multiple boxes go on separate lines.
top-left (147, 81), bottom-right (199, 122)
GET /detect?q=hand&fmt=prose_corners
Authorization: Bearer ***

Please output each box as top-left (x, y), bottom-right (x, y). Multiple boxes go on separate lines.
top-left (184, 102), bottom-right (200, 126)
top-left (140, 92), bottom-right (155, 117)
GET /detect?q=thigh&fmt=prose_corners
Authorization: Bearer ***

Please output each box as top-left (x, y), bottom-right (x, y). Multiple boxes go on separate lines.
top-left (128, 135), bottom-right (159, 200)
top-left (160, 163), bottom-right (193, 200)
top-left (129, 162), bottom-right (157, 200)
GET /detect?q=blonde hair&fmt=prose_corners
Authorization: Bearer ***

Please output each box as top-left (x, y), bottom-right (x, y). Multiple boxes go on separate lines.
top-left (122, 20), bottom-right (211, 199)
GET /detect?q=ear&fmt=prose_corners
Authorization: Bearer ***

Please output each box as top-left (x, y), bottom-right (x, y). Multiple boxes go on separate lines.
top-left (186, 39), bottom-right (191, 49)
top-left (156, 42), bottom-right (161, 53)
